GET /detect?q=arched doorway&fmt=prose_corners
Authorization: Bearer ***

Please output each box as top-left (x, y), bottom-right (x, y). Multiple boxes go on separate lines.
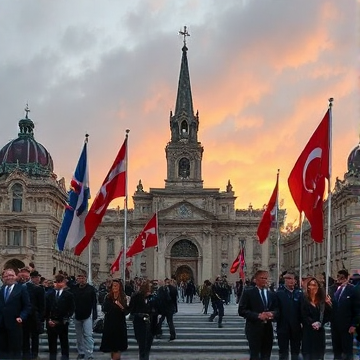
top-left (4, 258), bottom-right (25, 273)
top-left (170, 239), bottom-right (199, 284)
top-left (174, 265), bottom-right (193, 283)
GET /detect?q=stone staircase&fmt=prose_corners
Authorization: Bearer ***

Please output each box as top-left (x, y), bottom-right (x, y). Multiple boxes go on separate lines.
top-left (38, 302), bottom-right (336, 356)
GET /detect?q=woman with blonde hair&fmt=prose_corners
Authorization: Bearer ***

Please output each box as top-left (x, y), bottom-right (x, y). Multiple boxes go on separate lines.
top-left (100, 279), bottom-right (128, 360)
top-left (301, 277), bottom-right (332, 360)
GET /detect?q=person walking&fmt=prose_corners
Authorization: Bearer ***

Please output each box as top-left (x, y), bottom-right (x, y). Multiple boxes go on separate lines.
top-left (45, 273), bottom-right (75, 360)
top-left (208, 276), bottom-right (228, 328)
top-left (129, 280), bottom-right (159, 360)
top-left (156, 278), bottom-right (178, 340)
top-left (238, 269), bottom-right (279, 360)
top-left (276, 271), bottom-right (303, 360)
top-left (100, 279), bottom-right (128, 360)
top-left (0, 268), bottom-right (31, 360)
top-left (71, 272), bottom-right (97, 360)
top-left (200, 280), bottom-right (212, 314)
top-left (301, 277), bottom-right (332, 360)
top-left (330, 269), bottom-right (360, 360)
top-left (185, 280), bottom-right (196, 303)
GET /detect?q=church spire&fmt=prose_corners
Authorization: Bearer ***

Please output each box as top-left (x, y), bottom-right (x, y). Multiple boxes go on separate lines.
top-left (170, 26), bottom-right (199, 144)
top-left (174, 26), bottom-right (194, 119)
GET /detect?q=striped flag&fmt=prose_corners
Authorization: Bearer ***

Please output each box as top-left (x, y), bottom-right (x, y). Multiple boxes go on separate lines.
top-left (57, 137), bottom-right (90, 251)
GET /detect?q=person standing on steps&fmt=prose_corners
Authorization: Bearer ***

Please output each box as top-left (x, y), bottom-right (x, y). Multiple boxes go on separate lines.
top-left (156, 278), bottom-right (178, 341)
top-left (71, 272), bottom-right (98, 360)
top-left (238, 269), bottom-right (279, 360)
top-left (200, 280), bottom-right (212, 315)
top-left (276, 271), bottom-right (303, 360)
top-left (129, 280), bottom-right (160, 360)
top-left (208, 276), bottom-right (228, 328)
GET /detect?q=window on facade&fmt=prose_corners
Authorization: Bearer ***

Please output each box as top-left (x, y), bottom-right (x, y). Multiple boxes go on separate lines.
top-left (178, 158), bottom-right (190, 178)
top-left (93, 239), bottom-right (100, 255)
top-left (12, 183), bottom-right (23, 212)
top-left (107, 239), bottom-right (115, 256)
top-left (8, 230), bottom-right (22, 246)
top-left (171, 239), bottom-right (199, 257)
top-left (30, 231), bottom-right (36, 246)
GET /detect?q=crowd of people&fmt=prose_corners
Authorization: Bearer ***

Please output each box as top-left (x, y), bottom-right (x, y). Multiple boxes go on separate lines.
top-left (1, 265), bottom-right (360, 360)
top-left (238, 269), bottom-right (360, 360)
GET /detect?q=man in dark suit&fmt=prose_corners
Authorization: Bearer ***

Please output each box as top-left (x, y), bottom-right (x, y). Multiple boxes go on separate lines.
top-left (276, 271), bottom-right (303, 360)
top-left (156, 278), bottom-right (178, 340)
top-left (18, 269), bottom-right (46, 360)
top-left (45, 273), bottom-right (75, 360)
top-left (330, 269), bottom-right (360, 360)
top-left (0, 268), bottom-right (31, 359)
top-left (238, 269), bottom-right (279, 360)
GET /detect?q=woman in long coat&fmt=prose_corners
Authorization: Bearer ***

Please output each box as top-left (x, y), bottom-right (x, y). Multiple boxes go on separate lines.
top-left (100, 279), bottom-right (128, 360)
top-left (128, 280), bottom-right (159, 360)
top-left (301, 277), bottom-right (332, 360)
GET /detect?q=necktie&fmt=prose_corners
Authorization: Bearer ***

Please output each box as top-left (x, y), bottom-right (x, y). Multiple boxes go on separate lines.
top-left (4, 286), bottom-right (10, 302)
top-left (260, 288), bottom-right (267, 309)
top-left (56, 290), bottom-right (60, 299)
top-left (334, 286), bottom-right (344, 301)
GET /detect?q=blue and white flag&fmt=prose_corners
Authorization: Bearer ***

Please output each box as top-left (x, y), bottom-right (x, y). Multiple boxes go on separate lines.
top-left (57, 137), bottom-right (90, 251)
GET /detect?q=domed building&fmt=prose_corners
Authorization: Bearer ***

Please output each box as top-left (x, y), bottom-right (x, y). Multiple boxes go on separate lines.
top-left (0, 106), bottom-right (86, 277)
top-left (282, 141), bottom-right (360, 278)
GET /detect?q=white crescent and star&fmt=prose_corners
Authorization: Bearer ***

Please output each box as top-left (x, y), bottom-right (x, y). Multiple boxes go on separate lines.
top-left (302, 147), bottom-right (322, 193)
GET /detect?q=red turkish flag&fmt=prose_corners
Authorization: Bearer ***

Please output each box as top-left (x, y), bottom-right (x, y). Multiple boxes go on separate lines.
top-left (74, 137), bottom-right (127, 255)
top-left (257, 176), bottom-right (279, 244)
top-left (288, 110), bottom-right (330, 243)
top-left (126, 213), bottom-right (158, 257)
top-left (110, 249), bottom-right (123, 274)
top-left (230, 250), bottom-right (241, 274)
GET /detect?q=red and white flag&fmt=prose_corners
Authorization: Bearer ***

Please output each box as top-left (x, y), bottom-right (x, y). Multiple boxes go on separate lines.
top-left (126, 213), bottom-right (158, 258)
top-left (257, 175), bottom-right (279, 244)
top-left (288, 110), bottom-right (330, 243)
top-left (230, 250), bottom-right (242, 274)
top-left (74, 137), bottom-right (127, 256)
top-left (110, 249), bottom-right (124, 274)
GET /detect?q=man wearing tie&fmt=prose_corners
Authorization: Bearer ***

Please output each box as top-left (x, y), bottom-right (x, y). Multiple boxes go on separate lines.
top-left (0, 268), bottom-right (31, 359)
top-left (45, 273), bottom-right (75, 360)
top-left (330, 269), bottom-right (360, 360)
top-left (238, 270), bottom-right (279, 360)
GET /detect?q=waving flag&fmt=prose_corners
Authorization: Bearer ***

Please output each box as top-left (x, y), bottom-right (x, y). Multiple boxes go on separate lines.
top-left (126, 213), bottom-right (158, 257)
top-left (257, 173), bottom-right (279, 244)
top-left (288, 110), bottom-right (330, 243)
top-left (230, 250), bottom-right (242, 274)
top-left (57, 137), bottom-right (90, 251)
top-left (74, 136), bottom-right (127, 256)
top-left (110, 249), bottom-right (123, 274)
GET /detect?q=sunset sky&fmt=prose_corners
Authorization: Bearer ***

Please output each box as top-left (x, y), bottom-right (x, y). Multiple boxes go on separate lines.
top-left (0, 0), bottom-right (358, 226)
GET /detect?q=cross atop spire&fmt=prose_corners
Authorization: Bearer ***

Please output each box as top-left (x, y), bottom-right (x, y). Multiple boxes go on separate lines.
top-left (179, 26), bottom-right (190, 47)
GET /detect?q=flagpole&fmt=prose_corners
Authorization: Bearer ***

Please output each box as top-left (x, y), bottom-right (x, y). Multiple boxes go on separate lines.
top-left (325, 98), bottom-right (333, 295)
top-left (84, 134), bottom-right (92, 285)
top-left (122, 129), bottom-right (130, 282)
top-left (276, 169), bottom-right (280, 290)
top-left (299, 212), bottom-right (303, 284)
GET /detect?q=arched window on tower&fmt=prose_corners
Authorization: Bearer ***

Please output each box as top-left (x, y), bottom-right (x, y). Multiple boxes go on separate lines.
top-left (12, 183), bottom-right (23, 212)
top-left (178, 158), bottom-right (190, 178)
top-left (180, 120), bottom-right (188, 135)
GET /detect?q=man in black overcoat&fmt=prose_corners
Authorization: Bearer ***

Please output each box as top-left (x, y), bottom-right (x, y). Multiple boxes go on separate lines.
top-left (238, 269), bottom-right (279, 360)
top-left (18, 268), bottom-right (46, 360)
top-left (156, 278), bottom-right (178, 340)
top-left (0, 268), bottom-right (31, 359)
top-left (330, 269), bottom-right (360, 360)
top-left (276, 271), bottom-right (303, 360)
top-left (45, 273), bottom-right (75, 360)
